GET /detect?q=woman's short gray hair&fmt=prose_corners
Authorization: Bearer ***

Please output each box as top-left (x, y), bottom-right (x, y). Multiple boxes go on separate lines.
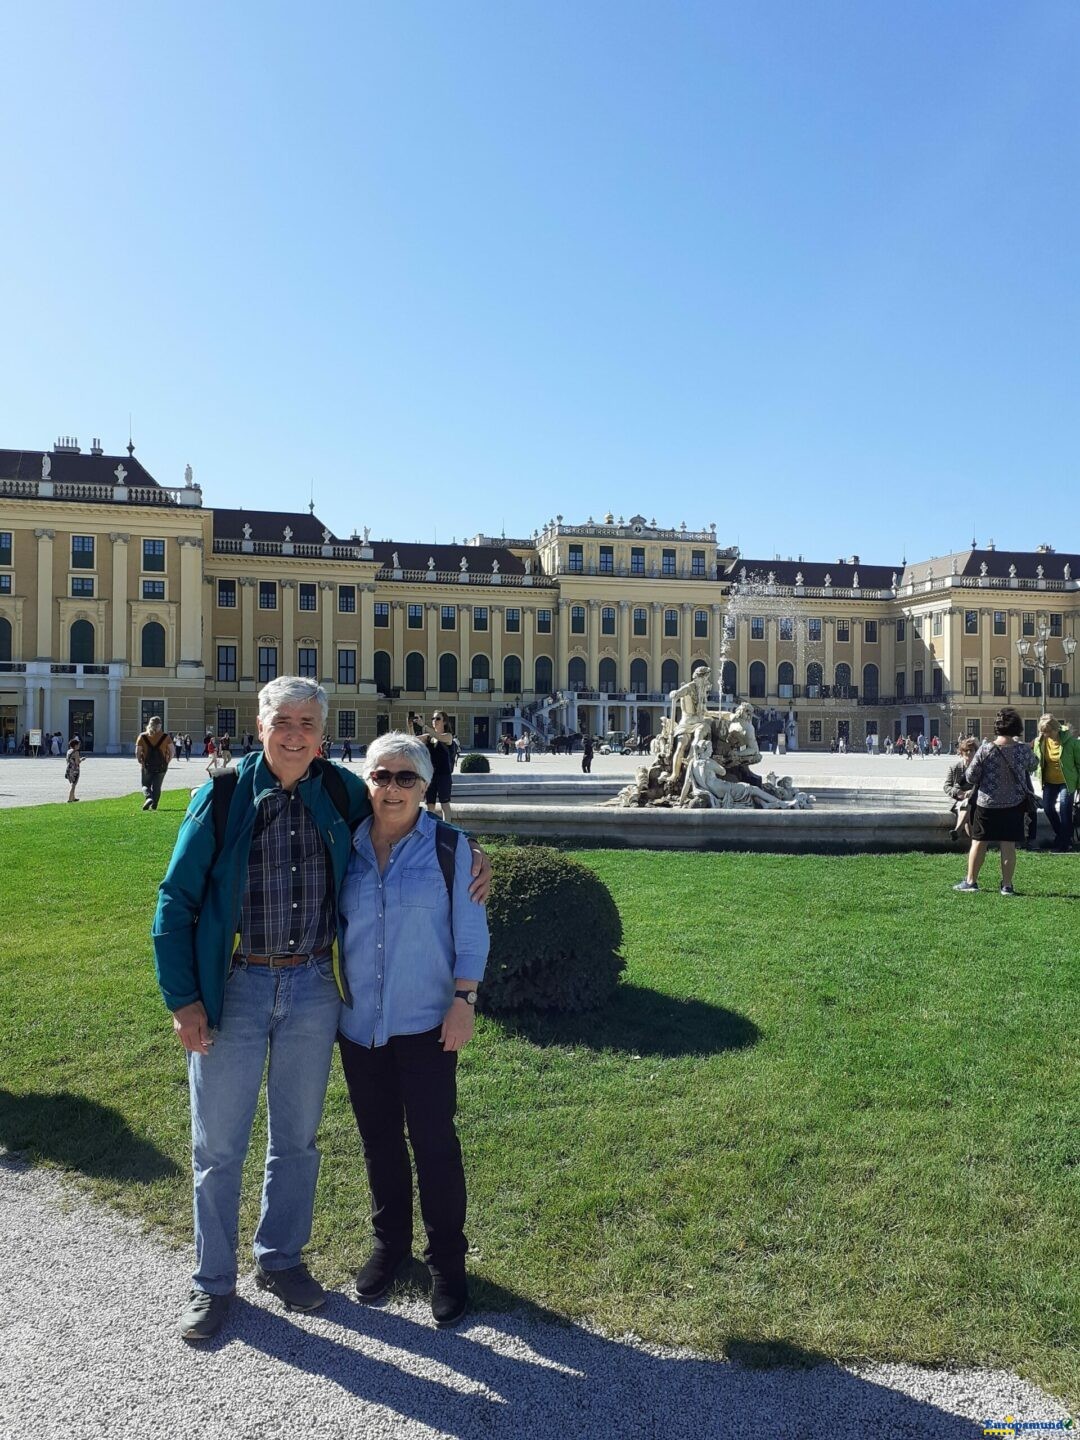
top-left (257, 676), bottom-right (328, 727)
top-left (362, 732), bottom-right (433, 785)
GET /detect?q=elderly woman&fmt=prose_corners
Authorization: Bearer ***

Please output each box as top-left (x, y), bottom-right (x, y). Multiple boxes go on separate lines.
top-left (954, 708), bottom-right (1037, 895)
top-left (944, 735), bottom-right (979, 839)
top-left (338, 732), bottom-right (489, 1328)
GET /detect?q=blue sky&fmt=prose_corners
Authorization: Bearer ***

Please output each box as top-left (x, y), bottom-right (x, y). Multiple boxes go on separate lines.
top-left (3, 3), bottom-right (1078, 563)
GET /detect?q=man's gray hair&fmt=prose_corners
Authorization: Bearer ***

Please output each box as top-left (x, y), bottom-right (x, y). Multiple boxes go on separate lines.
top-left (362, 732), bottom-right (433, 785)
top-left (257, 676), bottom-right (328, 727)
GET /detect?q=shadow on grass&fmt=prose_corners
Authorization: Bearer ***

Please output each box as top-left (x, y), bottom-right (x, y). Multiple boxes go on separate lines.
top-left (487, 984), bottom-right (760, 1058)
top-left (0, 1089), bottom-right (180, 1182)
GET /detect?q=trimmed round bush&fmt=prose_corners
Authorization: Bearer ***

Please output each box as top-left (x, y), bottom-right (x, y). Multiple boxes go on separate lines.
top-left (480, 847), bottom-right (625, 1013)
top-left (459, 751), bottom-right (491, 773)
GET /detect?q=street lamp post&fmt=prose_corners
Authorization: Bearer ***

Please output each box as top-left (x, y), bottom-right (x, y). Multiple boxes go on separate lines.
top-left (1016, 621), bottom-right (1078, 708)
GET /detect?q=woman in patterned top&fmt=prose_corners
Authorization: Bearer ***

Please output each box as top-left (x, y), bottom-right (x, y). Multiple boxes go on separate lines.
top-left (953, 707), bottom-right (1037, 896)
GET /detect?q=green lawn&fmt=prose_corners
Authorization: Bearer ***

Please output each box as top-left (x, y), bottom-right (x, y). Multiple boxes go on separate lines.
top-left (0, 791), bottom-right (1076, 1402)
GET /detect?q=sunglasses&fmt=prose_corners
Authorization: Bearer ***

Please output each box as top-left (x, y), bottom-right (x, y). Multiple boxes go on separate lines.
top-left (369, 768), bottom-right (421, 789)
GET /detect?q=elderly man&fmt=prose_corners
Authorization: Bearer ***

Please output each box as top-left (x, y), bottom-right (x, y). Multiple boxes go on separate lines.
top-left (153, 677), bottom-right (490, 1341)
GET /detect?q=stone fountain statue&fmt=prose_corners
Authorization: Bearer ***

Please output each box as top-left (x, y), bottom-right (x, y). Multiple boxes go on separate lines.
top-left (617, 668), bottom-right (814, 811)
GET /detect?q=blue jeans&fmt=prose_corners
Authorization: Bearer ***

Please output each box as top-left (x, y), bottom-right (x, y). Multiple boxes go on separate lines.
top-left (187, 956), bottom-right (341, 1294)
top-left (1041, 782), bottom-right (1074, 850)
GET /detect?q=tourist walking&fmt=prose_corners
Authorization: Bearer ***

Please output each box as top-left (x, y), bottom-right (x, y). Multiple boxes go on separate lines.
top-left (338, 732), bottom-right (488, 1329)
top-left (581, 733), bottom-right (594, 774)
top-left (341, 738), bottom-right (353, 763)
top-left (152, 677), bottom-right (491, 1342)
top-left (953, 707), bottom-right (1037, 895)
top-left (136, 715), bottom-right (175, 811)
top-left (1032, 713), bottom-right (1079, 852)
top-left (64, 737), bottom-right (81, 802)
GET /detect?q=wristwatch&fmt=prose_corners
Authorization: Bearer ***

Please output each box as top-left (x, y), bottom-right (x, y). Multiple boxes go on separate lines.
top-left (454, 988), bottom-right (478, 1006)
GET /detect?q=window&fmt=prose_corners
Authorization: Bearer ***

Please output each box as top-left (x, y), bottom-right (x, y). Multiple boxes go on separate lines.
top-left (0, 575), bottom-right (10, 595)
top-left (836, 619), bottom-right (850, 643)
top-left (141, 622), bottom-right (166, 667)
top-left (896, 618), bottom-right (906, 642)
top-left (536, 609), bottom-right (552, 634)
top-left (338, 711), bottom-right (356, 739)
top-left (994, 610), bottom-right (1006, 635)
top-left (218, 579), bottom-right (236, 608)
top-left (505, 607), bottom-right (521, 633)
top-left (71, 535), bottom-right (95, 569)
top-left (932, 667), bottom-right (943, 697)
top-left (834, 663), bottom-right (852, 691)
top-left (216, 645), bottom-right (237, 682)
top-left (631, 547), bottom-right (645, 575)
top-left (895, 672), bottom-right (906, 699)
top-left (339, 585), bottom-right (356, 614)
top-left (863, 663), bottom-right (879, 700)
top-left (661, 658), bottom-right (680, 693)
top-left (694, 610), bottom-right (708, 639)
top-left (749, 661), bottom-right (766, 697)
top-left (338, 649), bottom-right (356, 685)
top-left (568, 657), bottom-right (586, 690)
top-left (258, 646), bottom-right (278, 683)
top-left (568, 544), bottom-right (583, 573)
top-left (599, 657), bottom-right (616, 690)
top-left (993, 666), bottom-right (1007, 697)
top-left (258, 581), bottom-right (277, 610)
top-left (441, 605), bottom-right (456, 630)
top-left (1050, 666), bottom-right (1064, 696)
top-left (1050, 614), bottom-right (1063, 637)
top-left (142, 538), bottom-right (165, 572)
top-left (298, 646), bottom-right (318, 679)
top-left (662, 549), bottom-right (676, 576)
top-left (504, 655), bottom-right (522, 693)
top-left (571, 605), bottom-right (585, 635)
top-left (1022, 612), bottom-right (1035, 637)
top-left (809, 720), bottom-right (823, 744)
top-left (630, 658), bottom-right (648, 693)
top-left (374, 602), bottom-right (389, 627)
top-left (932, 612), bottom-right (943, 637)
top-left (407, 603), bottom-right (423, 629)
top-left (808, 618), bottom-right (821, 642)
top-left (535, 655), bottom-right (553, 693)
top-left (299, 584), bottom-right (317, 612)
top-left (966, 718), bottom-right (981, 739)
top-left (0, 532), bottom-right (11, 567)
top-left (374, 651), bottom-right (392, 693)
top-left (405, 652), bottom-right (425, 690)
top-left (71, 577), bottom-right (95, 597)
top-left (750, 616), bottom-right (764, 641)
top-left (217, 708), bottom-right (236, 737)
top-left (913, 669), bottom-right (924, 697)
top-left (806, 662), bottom-right (823, 695)
top-left (473, 606), bottom-right (488, 631)
top-left (692, 550), bottom-right (706, 577)
top-left (964, 666), bottom-right (979, 697)
top-left (601, 606), bottom-right (615, 636)
top-left (1021, 667), bottom-right (1036, 696)
top-left (778, 661), bottom-right (794, 698)
top-left (913, 617), bottom-right (923, 640)
top-left (864, 620), bottom-right (878, 643)
top-left (599, 545), bottom-right (614, 574)
top-left (633, 607), bottom-right (647, 637)
top-left (142, 580), bottom-right (165, 600)
top-left (721, 660), bottom-right (736, 696)
top-left (439, 653), bottom-right (458, 693)
top-left (964, 610), bottom-right (978, 635)
top-left (779, 617), bottom-right (793, 641)
top-left (664, 608), bottom-right (678, 637)
top-left (70, 620), bottom-right (94, 664)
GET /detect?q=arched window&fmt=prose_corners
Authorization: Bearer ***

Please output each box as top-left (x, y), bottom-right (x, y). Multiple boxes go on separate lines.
top-left (835, 662), bottom-right (852, 692)
top-left (568, 656), bottom-right (586, 690)
top-left (0, 617), bottom-right (11, 663)
top-left (503, 654), bottom-right (522, 694)
top-left (70, 619), bottom-right (94, 665)
top-left (777, 660), bottom-right (794, 698)
top-left (721, 660), bottom-right (737, 697)
top-left (374, 651), bottom-right (392, 694)
top-left (439, 652), bottom-right (458, 694)
top-left (598, 657), bottom-right (616, 691)
top-left (661, 658), bottom-right (679, 693)
top-left (405, 652), bottom-right (425, 692)
top-left (806, 661), bottom-right (823, 695)
top-left (629, 657), bottom-right (648, 694)
top-left (862, 662), bottom-right (879, 700)
top-left (534, 655), bottom-right (553, 695)
top-left (471, 654), bottom-right (490, 684)
top-left (749, 660), bottom-right (766, 698)
top-left (141, 621), bottom-right (166, 668)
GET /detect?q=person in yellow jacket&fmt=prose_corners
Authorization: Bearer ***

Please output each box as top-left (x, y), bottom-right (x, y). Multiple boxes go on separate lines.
top-left (1033, 714), bottom-right (1080, 852)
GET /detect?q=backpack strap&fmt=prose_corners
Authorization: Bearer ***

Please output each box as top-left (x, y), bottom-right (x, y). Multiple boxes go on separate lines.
top-left (434, 819), bottom-right (457, 915)
top-left (211, 769), bottom-right (240, 855)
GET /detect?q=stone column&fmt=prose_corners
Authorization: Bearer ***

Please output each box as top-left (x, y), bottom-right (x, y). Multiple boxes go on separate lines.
top-left (107, 675), bottom-right (122, 754)
top-left (617, 601), bottom-right (630, 690)
top-left (280, 581), bottom-right (296, 675)
top-left (556, 601), bottom-right (569, 691)
top-left (824, 619), bottom-right (835, 693)
top-left (853, 620), bottom-right (863, 699)
top-left (319, 582), bottom-right (334, 682)
top-left (490, 605), bottom-right (503, 696)
top-left (426, 602), bottom-right (439, 695)
top-left (360, 584), bottom-right (377, 689)
top-left (650, 602), bottom-right (662, 693)
top-left (177, 536), bottom-right (203, 668)
top-left (458, 604), bottom-right (472, 693)
top-left (34, 528), bottom-right (55, 658)
top-left (523, 606), bottom-right (535, 695)
top-left (109, 533), bottom-right (130, 662)
top-left (239, 578), bottom-right (256, 679)
top-left (882, 619), bottom-right (895, 699)
top-left (979, 610), bottom-right (991, 701)
top-left (202, 578), bottom-right (215, 674)
top-left (391, 602), bottom-right (405, 688)
top-left (680, 604), bottom-right (693, 685)
top-left (587, 600), bottom-right (600, 689)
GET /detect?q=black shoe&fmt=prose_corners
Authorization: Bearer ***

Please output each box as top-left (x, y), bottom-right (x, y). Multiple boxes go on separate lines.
top-left (142, 797), bottom-right (154, 811)
top-left (354, 1249), bottom-right (410, 1302)
top-left (254, 1261), bottom-right (326, 1312)
top-left (179, 1288), bottom-right (233, 1341)
top-left (429, 1264), bottom-right (468, 1328)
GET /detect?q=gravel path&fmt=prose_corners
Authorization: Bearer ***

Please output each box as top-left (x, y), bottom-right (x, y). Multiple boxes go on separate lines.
top-left (0, 1156), bottom-right (1068, 1439)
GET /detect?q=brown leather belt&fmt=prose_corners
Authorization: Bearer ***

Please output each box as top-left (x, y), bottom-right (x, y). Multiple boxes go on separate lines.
top-left (241, 953), bottom-right (312, 969)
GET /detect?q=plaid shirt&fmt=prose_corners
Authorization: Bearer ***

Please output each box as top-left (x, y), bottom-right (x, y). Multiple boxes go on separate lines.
top-left (238, 780), bottom-right (336, 958)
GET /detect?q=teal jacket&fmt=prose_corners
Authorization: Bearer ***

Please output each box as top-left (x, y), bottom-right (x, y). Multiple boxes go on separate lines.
top-left (1032, 726), bottom-right (1080, 793)
top-left (152, 752), bottom-right (371, 1027)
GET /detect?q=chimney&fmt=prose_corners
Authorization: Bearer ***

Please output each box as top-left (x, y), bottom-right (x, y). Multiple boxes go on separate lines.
top-left (54, 435), bottom-right (81, 453)
top-left (1036, 543), bottom-right (1054, 553)
top-left (90, 438), bottom-right (103, 455)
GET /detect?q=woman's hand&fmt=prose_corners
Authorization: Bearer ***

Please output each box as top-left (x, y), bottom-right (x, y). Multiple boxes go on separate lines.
top-left (440, 999), bottom-right (475, 1051)
top-left (467, 842), bottom-right (491, 903)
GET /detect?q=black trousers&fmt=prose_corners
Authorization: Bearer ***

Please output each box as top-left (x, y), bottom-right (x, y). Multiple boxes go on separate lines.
top-left (337, 1027), bottom-right (467, 1270)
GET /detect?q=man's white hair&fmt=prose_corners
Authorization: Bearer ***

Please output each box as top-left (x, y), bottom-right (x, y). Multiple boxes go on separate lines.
top-left (257, 676), bottom-right (328, 728)
top-left (362, 732), bottom-right (433, 785)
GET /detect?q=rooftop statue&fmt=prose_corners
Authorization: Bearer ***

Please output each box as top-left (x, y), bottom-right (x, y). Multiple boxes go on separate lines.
top-left (392, 551), bottom-right (400, 569)
top-left (41, 454), bottom-right (51, 479)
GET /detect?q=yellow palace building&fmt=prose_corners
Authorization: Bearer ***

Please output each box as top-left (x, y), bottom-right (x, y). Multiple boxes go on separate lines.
top-left (1, 436), bottom-right (1077, 754)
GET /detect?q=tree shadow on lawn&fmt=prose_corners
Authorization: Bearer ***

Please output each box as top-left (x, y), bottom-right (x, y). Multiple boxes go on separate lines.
top-left (489, 985), bottom-right (760, 1058)
top-left (0, 1089), bottom-right (180, 1182)
top-left (220, 1275), bottom-right (989, 1439)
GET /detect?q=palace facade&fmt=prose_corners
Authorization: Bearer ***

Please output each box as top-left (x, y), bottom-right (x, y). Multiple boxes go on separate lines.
top-left (1, 437), bottom-right (1077, 753)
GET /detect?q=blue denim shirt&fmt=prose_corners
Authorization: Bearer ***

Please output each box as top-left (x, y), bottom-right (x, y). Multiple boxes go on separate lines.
top-left (338, 809), bottom-right (489, 1048)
